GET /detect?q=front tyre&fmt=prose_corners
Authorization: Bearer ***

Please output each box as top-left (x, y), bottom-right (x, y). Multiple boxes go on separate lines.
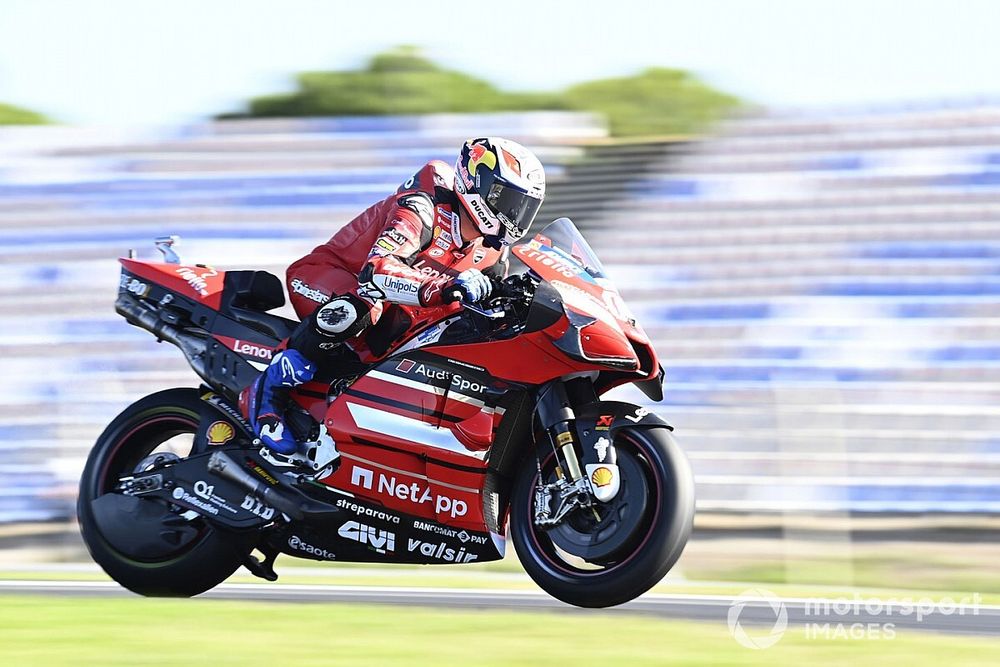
top-left (510, 427), bottom-right (694, 608)
top-left (78, 388), bottom-right (251, 597)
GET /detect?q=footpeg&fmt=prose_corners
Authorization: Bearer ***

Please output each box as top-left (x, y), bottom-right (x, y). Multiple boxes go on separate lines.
top-left (258, 425), bottom-right (341, 480)
top-left (304, 426), bottom-right (341, 476)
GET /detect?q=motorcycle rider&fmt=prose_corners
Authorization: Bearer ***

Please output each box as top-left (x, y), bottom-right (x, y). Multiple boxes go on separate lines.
top-left (241, 137), bottom-right (546, 471)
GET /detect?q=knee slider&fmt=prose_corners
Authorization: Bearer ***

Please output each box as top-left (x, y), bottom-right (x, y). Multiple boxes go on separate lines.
top-left (289, 294), bottom-right (372, 361)
top-left (314, 295), bottom-right (370, 337)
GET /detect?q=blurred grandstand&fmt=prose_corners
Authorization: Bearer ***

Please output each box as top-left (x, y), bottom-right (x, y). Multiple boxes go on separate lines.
top-left (1, 104), bottom-right (999, 524)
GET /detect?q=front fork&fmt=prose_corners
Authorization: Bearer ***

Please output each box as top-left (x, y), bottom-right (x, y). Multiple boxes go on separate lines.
top-left (533, 382), bottom-right (617, 528)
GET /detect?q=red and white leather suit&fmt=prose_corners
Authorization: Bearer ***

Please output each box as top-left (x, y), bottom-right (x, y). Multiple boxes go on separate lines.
top-left (284, 160), bottom-right (504, 346)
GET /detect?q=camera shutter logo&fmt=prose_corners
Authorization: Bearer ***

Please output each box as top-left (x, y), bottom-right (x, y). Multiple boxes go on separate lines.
top-left (727, 589), bottom-right (788, 649)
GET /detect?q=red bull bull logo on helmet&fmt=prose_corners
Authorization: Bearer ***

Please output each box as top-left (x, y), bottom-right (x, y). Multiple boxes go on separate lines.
top-left (467, 142), bottom-right (497, 180)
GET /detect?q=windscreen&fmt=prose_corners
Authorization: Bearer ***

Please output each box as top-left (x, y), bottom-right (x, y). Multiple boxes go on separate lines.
top-left (509, 217), bottom-right (608, 280)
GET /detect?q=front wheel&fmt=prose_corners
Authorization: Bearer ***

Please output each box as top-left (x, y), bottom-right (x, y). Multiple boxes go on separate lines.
top-left (78, 388), bottom-right (252, 596)
top-left (510, 427), bottom-right (694, 608)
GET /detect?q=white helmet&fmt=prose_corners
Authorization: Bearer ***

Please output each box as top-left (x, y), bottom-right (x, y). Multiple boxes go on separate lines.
top-left (454, 137), bottom-right (545, 248)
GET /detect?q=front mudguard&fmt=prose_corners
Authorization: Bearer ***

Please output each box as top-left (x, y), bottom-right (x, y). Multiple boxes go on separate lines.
top-left (573, 401), bottom-right (674, 502)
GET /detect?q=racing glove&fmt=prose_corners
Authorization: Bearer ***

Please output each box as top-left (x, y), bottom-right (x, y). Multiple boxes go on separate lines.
top-left (452, 268), bottom-right (492, 303)
top-left (419, 269), bottom-right (494, 306)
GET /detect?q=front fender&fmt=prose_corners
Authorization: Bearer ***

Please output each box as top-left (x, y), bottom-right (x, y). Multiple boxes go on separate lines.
top-left (573, 401), bottom-right (673, 502)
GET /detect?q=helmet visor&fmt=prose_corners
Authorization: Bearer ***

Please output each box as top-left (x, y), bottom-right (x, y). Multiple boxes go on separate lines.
top-left (486, 181), bottom-right (542, 240)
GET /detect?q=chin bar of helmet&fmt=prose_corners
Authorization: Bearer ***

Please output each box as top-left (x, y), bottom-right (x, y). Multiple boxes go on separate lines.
top-left (482, 234), bottom-right (504, 250)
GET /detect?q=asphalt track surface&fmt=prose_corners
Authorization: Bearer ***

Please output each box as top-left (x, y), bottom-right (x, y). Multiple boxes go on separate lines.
top-left (1, 580), bottom-right (997, 636)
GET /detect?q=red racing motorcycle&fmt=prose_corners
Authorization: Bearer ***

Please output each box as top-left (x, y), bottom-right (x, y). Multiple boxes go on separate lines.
top-left (78, 217), bottom-right (694, 608)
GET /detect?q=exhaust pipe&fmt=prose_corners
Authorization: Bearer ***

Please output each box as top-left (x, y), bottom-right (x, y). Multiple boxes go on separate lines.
top-left (208, 451), bottom-right (343, 523)
top-left (116, 292), bottom-right (260, 396)
top-left (115, 293), bottom-right (211, 384)
top-left (207, 451), bottom-right (305, 520)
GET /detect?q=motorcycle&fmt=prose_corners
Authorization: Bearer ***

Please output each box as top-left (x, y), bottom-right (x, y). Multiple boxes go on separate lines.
top-left (78, 217), bottom-right (694, 608)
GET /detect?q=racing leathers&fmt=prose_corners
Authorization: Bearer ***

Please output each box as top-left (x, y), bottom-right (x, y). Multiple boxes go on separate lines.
top-left (243, 160), bottom-right (506, 459)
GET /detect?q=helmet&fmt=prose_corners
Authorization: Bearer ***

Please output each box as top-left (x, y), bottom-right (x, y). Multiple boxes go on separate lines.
top-left (454, 137), bottom-right (545, 248)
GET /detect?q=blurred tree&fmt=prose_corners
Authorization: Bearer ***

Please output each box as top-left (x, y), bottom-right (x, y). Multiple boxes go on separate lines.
top-left (243, 46), bottom-right (561, 118)
top-left (229, 47), bottom-right (739, 137)
top-left (563, 68), bottom-right (741, 136)
top-left (0, 102), bottom-right (49, 125)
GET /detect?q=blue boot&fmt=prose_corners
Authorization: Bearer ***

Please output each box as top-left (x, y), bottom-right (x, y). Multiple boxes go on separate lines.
top-left (248, 350), bottom-right (315, 454)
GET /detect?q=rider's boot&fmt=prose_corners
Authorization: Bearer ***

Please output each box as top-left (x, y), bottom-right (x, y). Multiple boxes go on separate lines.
top-left (246, 349), bottom-right (314, 454)
top-left (243, 349), bottom-right (341, 476)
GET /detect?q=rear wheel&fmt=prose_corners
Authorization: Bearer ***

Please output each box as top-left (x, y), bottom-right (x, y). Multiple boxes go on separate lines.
top-left (78, 388), bottom-right (251, 596)
top-left (510, 427), bottom-right (694, 608)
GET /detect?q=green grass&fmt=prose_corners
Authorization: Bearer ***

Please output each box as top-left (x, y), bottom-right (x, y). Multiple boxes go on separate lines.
top-left (0, 595), bottom-right (997, 666)
top-left (684, 555), bottom-right (1000, 595)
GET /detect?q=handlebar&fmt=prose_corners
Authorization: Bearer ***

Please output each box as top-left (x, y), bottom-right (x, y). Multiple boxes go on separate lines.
top-left (440, 276), bottom-right (534, 326)
top-left (442, 286), bottom-right (466, 305)
top-left (443, 280), bottom-right (503, 319)
top-left (491, 275), bottom-right (526, 300)
top-left (443, 274), bottom-right (530, 307)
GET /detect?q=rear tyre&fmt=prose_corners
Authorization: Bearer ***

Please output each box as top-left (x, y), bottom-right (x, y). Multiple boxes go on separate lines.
top-left (78, 388), bottom-right (251, 597)
top-left (510, 427), bottom-right (694, 608)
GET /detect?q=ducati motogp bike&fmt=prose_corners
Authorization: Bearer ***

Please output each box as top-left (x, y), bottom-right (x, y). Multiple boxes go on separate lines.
top-left (78, 217), bottom-right (694, 608)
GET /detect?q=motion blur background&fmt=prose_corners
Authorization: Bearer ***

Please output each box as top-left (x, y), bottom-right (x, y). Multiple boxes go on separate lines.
top-left (2, 0), bottom-right (999, 663)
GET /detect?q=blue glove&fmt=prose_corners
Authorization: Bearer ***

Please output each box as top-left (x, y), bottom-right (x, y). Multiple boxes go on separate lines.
top-left (454, 268), bottom-right (492, 303)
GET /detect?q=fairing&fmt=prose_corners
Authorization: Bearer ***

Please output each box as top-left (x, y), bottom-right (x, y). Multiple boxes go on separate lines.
top-left (509, 219), bottom-right (658, 383)
top-left (347, 219), bottom-right (661, 391)
top-left (511, 218), bottom-right (651, 345)
top-left (112, 217), bottom-right (663, 565)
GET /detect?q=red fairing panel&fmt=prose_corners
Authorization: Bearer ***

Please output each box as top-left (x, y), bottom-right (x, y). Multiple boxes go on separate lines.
top-left (214, 335), bottom-right (277, 365)
top-left (573, 315), bottom-right (638, 363)
top-left (327, 443), bottom-right (487, 532)
top-left (320, 387), bottom-right (494, 530)
top-left (324, 372), bottom-right (498, 467)
top-left (512, 240), bottom-right (653, 374)
top-left (119, 258), bottom-right (226, 310)
top-left (292, 380), bottom-right (333, 423)
top-left (314, 359), bottom-right (517, 531)
top-left (427, 333), bottom-right (596, 386)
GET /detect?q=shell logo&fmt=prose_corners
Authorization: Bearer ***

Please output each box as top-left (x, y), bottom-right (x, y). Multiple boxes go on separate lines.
top-left (591, 466), bottom-right (614, 488)
top-left (207, 421), bottom-right (235, 446)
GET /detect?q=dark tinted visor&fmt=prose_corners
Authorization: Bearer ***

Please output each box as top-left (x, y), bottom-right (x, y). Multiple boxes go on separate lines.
top-left (486, 182), bottom-right (542, 237)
